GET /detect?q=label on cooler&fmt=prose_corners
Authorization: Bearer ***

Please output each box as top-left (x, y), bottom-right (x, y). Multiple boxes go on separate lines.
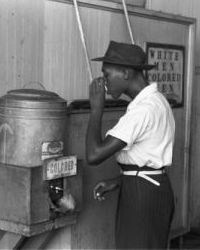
top-left (43, 155), bottom-right (77, 180)
top-left (41, 141), bottom-right (64, 160)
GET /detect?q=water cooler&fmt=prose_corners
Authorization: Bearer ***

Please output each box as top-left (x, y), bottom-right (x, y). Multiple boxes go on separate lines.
top-left (0, 88), bottom-right (82, 236)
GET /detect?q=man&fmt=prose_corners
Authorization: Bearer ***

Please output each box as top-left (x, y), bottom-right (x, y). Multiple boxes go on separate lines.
top-left (86, 41), bottom-right (175, 249)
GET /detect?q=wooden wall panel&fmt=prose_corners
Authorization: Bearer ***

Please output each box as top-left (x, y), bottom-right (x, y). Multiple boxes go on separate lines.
top-left (147, 0), bottom-right (200, 64)
top-left (0, 0), bottom-right (44, 96)
top-left (147, 0), bottom-right (197, 16)
top-left (43, 1), bottom-right (111, 102)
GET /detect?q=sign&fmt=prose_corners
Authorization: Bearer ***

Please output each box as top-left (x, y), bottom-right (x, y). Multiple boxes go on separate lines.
top-left (43, 155), bottom-right (77, 180)
top-left (146, 43), bottom-right (185, 107)
top-left (41, 141), bottom-right (64, 160)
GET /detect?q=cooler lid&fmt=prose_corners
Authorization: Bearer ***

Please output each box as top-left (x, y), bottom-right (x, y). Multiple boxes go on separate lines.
top-left (0, 89), bottom-right (67, 109)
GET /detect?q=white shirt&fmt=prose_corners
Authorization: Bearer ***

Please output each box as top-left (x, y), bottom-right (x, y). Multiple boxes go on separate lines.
top-left (106, 82), bottom-right (175, 169)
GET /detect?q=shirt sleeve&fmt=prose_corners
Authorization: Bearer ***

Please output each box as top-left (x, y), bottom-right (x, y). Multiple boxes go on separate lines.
top-left (106, 106), bottom-right (151, 147)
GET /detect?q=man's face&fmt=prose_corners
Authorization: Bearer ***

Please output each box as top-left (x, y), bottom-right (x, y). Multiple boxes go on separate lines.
top-left (102, 63), bottom-right (126, 99)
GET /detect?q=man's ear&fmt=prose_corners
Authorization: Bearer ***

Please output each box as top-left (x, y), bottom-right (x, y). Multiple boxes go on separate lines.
top-left (123, 69), bottom-right (129, 80)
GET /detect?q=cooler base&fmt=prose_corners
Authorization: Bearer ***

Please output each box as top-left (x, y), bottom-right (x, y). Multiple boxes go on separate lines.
top-left (0, 213), bottom-right (77, 237)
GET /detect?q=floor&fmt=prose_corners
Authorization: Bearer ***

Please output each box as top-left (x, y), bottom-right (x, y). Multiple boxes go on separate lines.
top-left (170, 230), bottom-right (200, 249)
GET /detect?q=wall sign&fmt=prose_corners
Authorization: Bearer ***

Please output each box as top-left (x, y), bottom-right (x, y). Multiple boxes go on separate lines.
top-left (146, 43), bottom-right (185, 108)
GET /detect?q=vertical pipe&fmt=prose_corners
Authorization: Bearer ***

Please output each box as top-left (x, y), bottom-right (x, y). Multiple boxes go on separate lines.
top-left (72, 0), bottom-right (93, 82)
top-left (121, 0), bottom-right (135, 44)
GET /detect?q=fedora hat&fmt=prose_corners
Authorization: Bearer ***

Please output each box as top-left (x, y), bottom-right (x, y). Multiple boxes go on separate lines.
top-left (92, 41), bottom-right (155, 70)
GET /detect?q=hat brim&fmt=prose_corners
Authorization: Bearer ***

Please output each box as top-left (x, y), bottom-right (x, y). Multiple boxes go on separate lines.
top-left (91, 57), bottom-right (156, 70)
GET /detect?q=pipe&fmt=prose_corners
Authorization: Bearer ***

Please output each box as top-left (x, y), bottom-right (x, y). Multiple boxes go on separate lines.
top-left (72, 0), bottom-right (93, 82)
top-left (121, 0), bottom-right (135, 44)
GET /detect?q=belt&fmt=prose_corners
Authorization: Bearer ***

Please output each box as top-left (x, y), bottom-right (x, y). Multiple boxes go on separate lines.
top-left (121, 169), bottom-right (165, 186)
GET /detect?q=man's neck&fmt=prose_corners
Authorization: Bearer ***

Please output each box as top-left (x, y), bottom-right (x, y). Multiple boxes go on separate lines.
top-left (126, 78), bottom-right (148, 99)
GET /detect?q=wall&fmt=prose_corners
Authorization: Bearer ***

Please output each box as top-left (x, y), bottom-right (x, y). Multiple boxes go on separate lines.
top-left (146, 0), bottom-right (200, 229)
top-left (0, 0), bottom-right (44, 95)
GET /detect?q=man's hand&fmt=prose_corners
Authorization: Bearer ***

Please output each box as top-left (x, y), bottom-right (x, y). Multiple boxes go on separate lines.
top-left (93, 179), bottom-right (120, 201)
top-left (89, 77), bottom-right (106, 113)
top-left (93, 181), bottom-right (107, 201)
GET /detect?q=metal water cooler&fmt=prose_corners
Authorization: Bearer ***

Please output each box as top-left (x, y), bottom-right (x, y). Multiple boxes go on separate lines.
top-left (0, 88), bottom-right (82, 236)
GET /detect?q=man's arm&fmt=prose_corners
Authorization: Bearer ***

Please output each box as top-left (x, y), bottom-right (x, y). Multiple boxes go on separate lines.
top-left (86, 78), bottom-right (126, 165)
top-left (86, 110), bottom-right (126, 165)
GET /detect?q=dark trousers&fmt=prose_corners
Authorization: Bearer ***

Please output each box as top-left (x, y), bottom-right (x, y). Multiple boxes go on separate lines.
top-left (115, 165), bottom-right (175, 249)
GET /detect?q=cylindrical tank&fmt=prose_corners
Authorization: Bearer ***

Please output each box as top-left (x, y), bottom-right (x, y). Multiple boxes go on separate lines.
top-left (0, 88), bottom-right (67, 166)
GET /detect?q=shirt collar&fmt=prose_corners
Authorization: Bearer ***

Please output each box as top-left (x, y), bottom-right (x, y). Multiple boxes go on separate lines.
top-left (127, 82), bottom-right (158, 110)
